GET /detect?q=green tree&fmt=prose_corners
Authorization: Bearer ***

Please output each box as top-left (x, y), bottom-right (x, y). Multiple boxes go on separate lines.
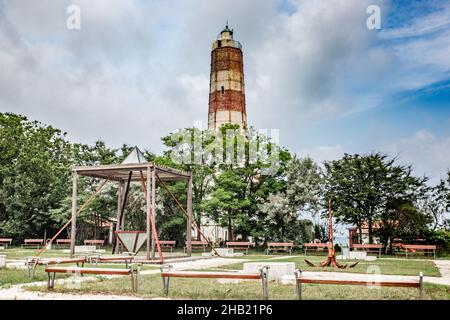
top-left (202, 125), bottom-right (291, 241)
top-left (324, 153), bottom-right (427, 244)
top-left (259, 157), bottom-right (322, 242)
top-left (0, 113), bottom-right (72, 240)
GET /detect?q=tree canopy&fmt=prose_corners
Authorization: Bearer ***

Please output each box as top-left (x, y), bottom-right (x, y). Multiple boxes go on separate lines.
top-left (1, 112), bottom-right (448, 251)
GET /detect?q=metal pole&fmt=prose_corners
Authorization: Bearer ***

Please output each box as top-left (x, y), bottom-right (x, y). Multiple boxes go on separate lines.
top-left (113, 180), bottom-right (124, 254)
top-left (146, 168), bottom-right (151, 260)
top-left (187, 174), bottom-right (193, 257)
top-left (70, 171), bottom-right (78, 257)
top-left (151, 168), bottom-right (156, 259)
top-left (419, 272), bottom-right (424, 300)
top-left (296, 270), bottom-right (303, 300)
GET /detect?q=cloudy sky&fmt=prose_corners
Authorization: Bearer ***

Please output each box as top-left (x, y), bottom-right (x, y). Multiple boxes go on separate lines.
top-left (1, 0), bottom-right (449, 183)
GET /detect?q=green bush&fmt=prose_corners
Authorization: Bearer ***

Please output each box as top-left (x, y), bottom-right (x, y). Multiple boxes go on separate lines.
top-left (425, 229), bottom-right (450, 253)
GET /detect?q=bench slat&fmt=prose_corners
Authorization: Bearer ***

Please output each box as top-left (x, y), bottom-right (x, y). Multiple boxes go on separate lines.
top-left (161, 272), bottom-right (261, 280)
top-left (402, 245), bottom-right (436, 250)
top-left (45, 267), bottom-right (131, 275)
top-left (267, 242), bottom-right (293, 246)
top-left (56, 239), bottom-right (71, 243)
top-left (96, 256), bottom-right (134, 261)
top-left (29, 258), bottom-right (86, 265)
top-left (303, 243), bottom-right (328, 247)
top-left (159, 241), bottom-right (176, 245)
top-left (352, 244), bottom-right (382, 249)
top-left (298, 277), bottom-right (420, 288)
top-left (24, 239), bottom-right (44, 243)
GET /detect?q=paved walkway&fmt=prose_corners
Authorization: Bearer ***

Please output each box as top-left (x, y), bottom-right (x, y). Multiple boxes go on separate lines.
top-left (426, 260), bottom-right (450, 286)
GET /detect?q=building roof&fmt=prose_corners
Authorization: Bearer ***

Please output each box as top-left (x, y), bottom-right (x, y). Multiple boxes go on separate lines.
top-left (72, 147), bottom-right (191, 182)
top-left (121, 146), bottom-right (147, 164)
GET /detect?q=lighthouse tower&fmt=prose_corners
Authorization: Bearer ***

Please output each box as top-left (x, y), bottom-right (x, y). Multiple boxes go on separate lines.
top-left (208, 24), bottom-right (247, 130)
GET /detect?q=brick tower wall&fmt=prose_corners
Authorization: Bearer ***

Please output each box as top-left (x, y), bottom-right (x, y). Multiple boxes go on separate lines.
top-left (208, 34), bottom-right (247, 130)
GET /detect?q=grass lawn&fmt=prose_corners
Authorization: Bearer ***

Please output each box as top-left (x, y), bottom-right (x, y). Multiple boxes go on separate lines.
top-left (0, 247), bottom-right (159, 289)
top-left (0, 267), bottom-right (70, 289)
top-left (216, 255), bottom-right (441, 277)
top-left (0, 263), bottom-right (158, 289)
top-left (24, 273), bottom-right (450, 300)
top-left (2, 249), bottom-right (448, 299)
top-left (1, 248), bottom-right (73, 260)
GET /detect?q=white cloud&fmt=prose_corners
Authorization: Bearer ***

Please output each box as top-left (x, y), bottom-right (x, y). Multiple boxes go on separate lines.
top-left (299, 145), bottom-right (345, 164)
top-left (385, 130), bottom-right (450, 183)
top-left (0, 0), bottom-right (449, 165)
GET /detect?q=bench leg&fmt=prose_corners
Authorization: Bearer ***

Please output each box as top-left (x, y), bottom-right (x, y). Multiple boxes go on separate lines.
top-left (162, 276), bottom-right (170, 296)
top-left (259, 267), bottom-right (269, 300)
top-left (131, 272), bottom-right (138, 293)
top-left (296, 280), bottom-right (302, 300)
top-left (26, 259), bottom-right (31, 278)
top-left (419, 272), bottom-right (423, 300)
top-left (32, 262), bottom-right (38, 278)
top-left (295, 270), bottom-right (302, 300)
top-left (47, 272), bottom-right (56, 289)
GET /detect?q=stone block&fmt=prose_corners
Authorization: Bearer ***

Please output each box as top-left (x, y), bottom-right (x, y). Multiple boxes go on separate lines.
top-left (214, 248), bottom-right (234, 257)
top-left (243, 262), bottom-right (295, 281)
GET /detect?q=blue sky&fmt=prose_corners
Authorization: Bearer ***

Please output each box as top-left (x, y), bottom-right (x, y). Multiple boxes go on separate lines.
top-left (0, 0), bottom-right (449, 184)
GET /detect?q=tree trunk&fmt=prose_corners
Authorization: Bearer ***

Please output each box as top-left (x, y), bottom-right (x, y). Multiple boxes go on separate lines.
top-left (196, 212), bottom-right (202, 241)
top-left (228, 215), bottom-right (234, 241)
top-left (368, 218), bottom-right (373, 244)
top-left (358, 223), bottom-right (363, 244)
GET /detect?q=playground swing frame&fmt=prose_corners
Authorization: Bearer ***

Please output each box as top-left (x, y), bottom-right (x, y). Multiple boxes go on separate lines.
top-left (37, 162), bottom-right (206, 262)
top-left (70, 163), bottom-right (194, 261)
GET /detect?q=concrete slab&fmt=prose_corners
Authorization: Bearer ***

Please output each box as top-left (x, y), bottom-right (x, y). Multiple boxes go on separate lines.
top-left (0, 255), bottom-right (6, 268)
top-left (214, 248), bottom-right (234, 257)
top-left (243, 262), bottom-right (295, 281)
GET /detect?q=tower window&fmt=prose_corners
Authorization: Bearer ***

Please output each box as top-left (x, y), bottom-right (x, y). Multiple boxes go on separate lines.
top-left (221, 86), bottom-right (224, 94)
top-left (217, 40), bottom-right (221, 47)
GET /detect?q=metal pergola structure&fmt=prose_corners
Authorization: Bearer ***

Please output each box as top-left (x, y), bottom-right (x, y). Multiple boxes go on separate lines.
top-left (70, 162), bottom-right (193, 260)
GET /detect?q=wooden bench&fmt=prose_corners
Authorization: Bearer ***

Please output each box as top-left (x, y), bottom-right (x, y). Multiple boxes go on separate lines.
top-left (266, 242), bottom-right (294, 255)
top-left (352, 244), bottom-right (383, 257)
top-left (226, 241), bottom-right (255, 254)
top-left (294, 270), bottom-right (424, 300)
top-left (303, 243), bottom-right (328, 256)
top-left (55, 239), bottom-right (71, 248)
top-left (159, 240), bottom-right (176, 252)
top-left (84, 239), bottom-right (105, 248)
top-left (401, 244), bottom-right (436, 259)
top-left (90, 255), bottom-right (134, 268)
top-left (184, 240), bottom-right (208, 253)
top-left (22, 239), bottom-right (44, 248)
top-left (45, 265), bottom-right (139, 292)
top-left (0, 238), bottom-right (13, 249)
top-left (25, 257), bottom-right (86, 278)
top-left (160, 265), bottom-right (270, 300)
